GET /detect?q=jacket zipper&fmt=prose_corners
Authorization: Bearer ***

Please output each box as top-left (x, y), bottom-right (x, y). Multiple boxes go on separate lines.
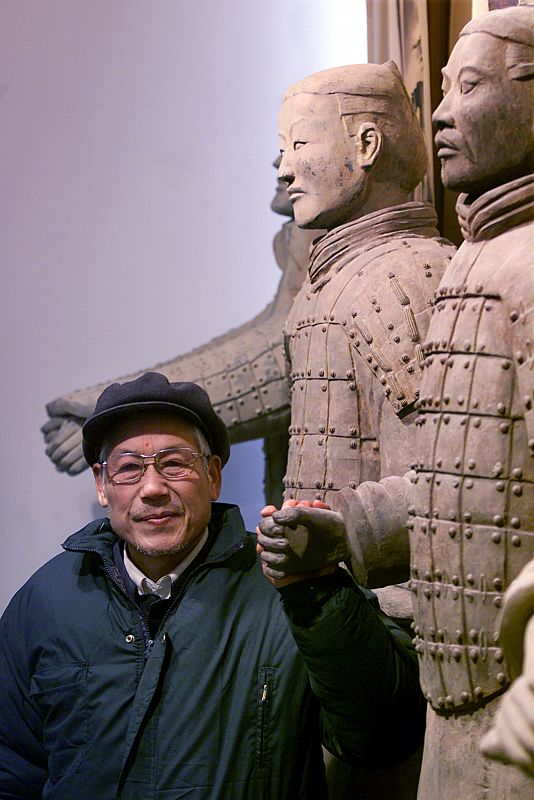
top-left (259, 680), bottom-right (268, 768)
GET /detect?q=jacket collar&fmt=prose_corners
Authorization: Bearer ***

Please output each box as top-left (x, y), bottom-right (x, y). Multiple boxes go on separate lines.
top-left (456, 174), bottom-right (534, 243)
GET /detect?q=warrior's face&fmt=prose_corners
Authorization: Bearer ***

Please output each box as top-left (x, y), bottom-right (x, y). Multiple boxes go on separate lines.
top-left (278, 92), bottom-right (369, 230)
top-left (433, 32), bottom-right (534, 195)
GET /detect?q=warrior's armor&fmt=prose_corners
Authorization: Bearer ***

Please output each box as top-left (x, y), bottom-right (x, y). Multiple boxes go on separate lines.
top-left (410, 175), bottom-right (534, 711)
top-left (282, 201), bottom-right (455, 583)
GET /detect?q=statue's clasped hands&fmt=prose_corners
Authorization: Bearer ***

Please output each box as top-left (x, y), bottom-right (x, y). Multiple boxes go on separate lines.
top-left (256, 500), bottom-right (349, 587)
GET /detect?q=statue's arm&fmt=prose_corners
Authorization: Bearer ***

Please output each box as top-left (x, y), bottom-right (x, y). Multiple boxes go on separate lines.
top-left (43, 223), bottom-right (316, 474)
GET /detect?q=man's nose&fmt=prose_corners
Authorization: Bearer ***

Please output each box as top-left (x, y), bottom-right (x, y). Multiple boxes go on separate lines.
top-left (139, 464), bottom-right (171, 497)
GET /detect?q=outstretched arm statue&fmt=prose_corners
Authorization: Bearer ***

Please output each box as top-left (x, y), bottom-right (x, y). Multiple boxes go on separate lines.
top-left (42, 163), bottom-right (320, 504)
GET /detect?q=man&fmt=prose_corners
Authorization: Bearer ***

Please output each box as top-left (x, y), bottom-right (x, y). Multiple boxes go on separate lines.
top-left (261, 7), bottom-right (534, 799)
top-left (0, 372), bottom-right (424, 799)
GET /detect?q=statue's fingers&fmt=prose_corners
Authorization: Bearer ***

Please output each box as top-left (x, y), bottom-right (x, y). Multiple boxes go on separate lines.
top-left (41, 417), bottom-right (63, 435)
top-left (256, 531), bottom-right (290, 553)
top-left (46, 425), bottom-right (83, 461)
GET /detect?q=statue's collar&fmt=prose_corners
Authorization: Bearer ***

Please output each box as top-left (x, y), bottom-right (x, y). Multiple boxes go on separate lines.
top-left (456, 174), bottom-right (534, 243)
top-left (308, 201), bottom-right (439, 284)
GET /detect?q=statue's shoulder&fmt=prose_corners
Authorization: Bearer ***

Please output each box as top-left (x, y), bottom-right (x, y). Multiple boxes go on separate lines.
top-left (344, 235), bottom-right (455, 417)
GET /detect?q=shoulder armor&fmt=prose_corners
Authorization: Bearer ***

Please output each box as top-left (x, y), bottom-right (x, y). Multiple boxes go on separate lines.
top-left (348, 237), bottom-right (454, 416)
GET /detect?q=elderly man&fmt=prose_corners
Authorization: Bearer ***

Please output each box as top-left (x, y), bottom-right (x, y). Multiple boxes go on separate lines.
top-left (0, 372), bottom-right (424, 799)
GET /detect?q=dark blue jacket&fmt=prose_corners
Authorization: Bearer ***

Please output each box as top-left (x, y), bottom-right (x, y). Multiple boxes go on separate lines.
top-left (0, 503), bottom-right (424, 799)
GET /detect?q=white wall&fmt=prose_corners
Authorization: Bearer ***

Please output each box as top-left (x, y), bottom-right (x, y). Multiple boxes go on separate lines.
top-left (0, 0), bottom-right (367, 612)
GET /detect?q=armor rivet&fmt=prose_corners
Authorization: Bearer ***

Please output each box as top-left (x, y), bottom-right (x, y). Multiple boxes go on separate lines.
top-left (375, 305), bottom-right (381, 313)
top-left (329, 426), bottom-right (335, 434)
top-left (464, 341), bottom-right (471, 351)
top-left (330, 315), bottom-right (335, 322)
top-left (493, 596), bottom-right (502, 608)
top-left (315, 481), bottom-right (322, 489)
top-left (492, 531), bottom-right (501, 544)
top-left (460, 692), bottom-right (470, 703)
top-left (453, 648), bottom-right (462, 662)
top-left (319, 369), bottom-right (325, 377)
top-left (511, 517), bottom-right (520, 529)
top-left (464, 512), bottom-right (472, 523)
top-left (496, 672), bottom-right (507, 685)
top-left (297, 481), bottom-right (303, 488)
top-left (467, 459), bottom-right (475, 470)
top-left (349, 331), bottom-right (355, 339)
top-left (516, 351), bottom-right (525, 364)
top-left (449, 527), bottom-right (457, 539)
top-left (436, 459), bottom-right (442, 467)
top-left (304, 426), bottom-right (309, 433)
top-left (327, 481), bottom-right (334, 489)
top-left (307, 369), bottom-right (311, 376)
top-left (452, 575), bottom-right (460, 585)
top-left (458, 396), bottom-right (465, 405)
top-left (510, 310), bottom-right (519, 322)
top-left (425, 572), bottom-right (432, 582)
top-left (318, 438), bottom-right (323, 445)
top-left (366, 354), bottom-right (372, 363)
top-left (349, 382), bottom-right (356, 391)
top-left (315, 493), bottom-right (322, 501)
top-left (493, 578), bottom-right (503, 591)
top-left (467, 573), bottom-right (475, 584)
top-left (319, 426), bottom-right (325, 434)
top-left (371, 298), bottom-right (376, 305)
top-left (512, 484), bottom-right (523, 497)
top-left (394, 336), bottom-right (401, 344)
top-left (473, 418), bottom-right (481, 428)
top-left (408, 505), bottom-right (416, 516)
top-left (474, 686), bottom-right (484, 698)
top-left (465, 479), bottom-right (473, 489)
top-left (238, 399), bottom-right (244, 406)
top-left (443, 415), bottom-right (450, 424)
top-left (512, 534), bottom-right (521, 546)
top-left (321, 384), bottom-right (327, 392)
top-left (493, 515), bottom-right (504, 527)
top-left (349, 481), bottom-right (357, 489)
top-left (387, 323), bottom-right (394, 330)
top-left (497, 402), bottom-right (506, 414)
top-left (322, 326), bottom-right (327, 333)
top-left (350, 441), bottom-right (357, 449)
top-left (500, 422), bottom-right (511, 435)
top-left (501, 360), bottom-right (510, 370)
top-left (496, 481), bottom-right (505, 492)
top-left (469, 648), bottom-right (478, 661)
top-left (495, 649), bottom-right (504, 663)
top-left (472, 398), bottom-right (479, 408)
top-left (465, 527), bottom-right (473, 539)
top-left (454, 457), bottom-right (462, 468)
top-left (475, 283), bottom-right (484, 293)
top-left (455, 630), bottom-right (463, 643)
top-left (424, 588), bottom-right (432, 599)
top-left (512, 467), bottom-right (523, 479)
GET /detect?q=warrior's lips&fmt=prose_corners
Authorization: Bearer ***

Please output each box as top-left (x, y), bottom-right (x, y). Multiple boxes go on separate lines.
top-left (435, 135), bottom-right (460, 158)
top-left (288, 188), bottom-right (306, 201)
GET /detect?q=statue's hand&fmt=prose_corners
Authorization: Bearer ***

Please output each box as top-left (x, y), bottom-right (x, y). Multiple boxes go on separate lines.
top-left (41, 417), bottom-right (87, 474)
top-left (480, 671), bottom-right (534, 776)
top-left (256, 500), bottom-right (349, 586)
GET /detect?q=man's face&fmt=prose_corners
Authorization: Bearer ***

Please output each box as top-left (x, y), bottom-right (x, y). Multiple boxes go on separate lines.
top-left (93, 413), bottom-right (222, 579)
top-left (278, 93), bottom-right (368, 230)
top-left (433, 33), bottom-right (534, 195)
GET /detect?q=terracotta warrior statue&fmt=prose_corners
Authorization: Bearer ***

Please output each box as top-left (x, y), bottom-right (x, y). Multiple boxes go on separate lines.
top-left (260, 6), bottom-right (533, 799)
top-left (41, 161), bottom-right (319, 505)
top-left (259, 60), bottom-right (455, 588)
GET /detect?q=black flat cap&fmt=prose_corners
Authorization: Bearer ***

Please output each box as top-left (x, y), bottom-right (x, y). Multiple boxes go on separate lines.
top-left (82, 372), bottom-right (230, 467)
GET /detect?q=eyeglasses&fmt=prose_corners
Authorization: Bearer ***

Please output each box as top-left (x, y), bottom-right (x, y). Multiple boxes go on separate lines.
top-left (101, 447), bottom-right (206, 485)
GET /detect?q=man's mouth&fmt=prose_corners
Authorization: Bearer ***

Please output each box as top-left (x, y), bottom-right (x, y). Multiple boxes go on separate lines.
top-left (288, 187), bottom-right (305, 201)
top-left (133, 509), bottom-right (183, 523)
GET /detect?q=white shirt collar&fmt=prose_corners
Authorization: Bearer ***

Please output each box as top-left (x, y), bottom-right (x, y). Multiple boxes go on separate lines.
top-left (123, 528), bottom-right (209, 600)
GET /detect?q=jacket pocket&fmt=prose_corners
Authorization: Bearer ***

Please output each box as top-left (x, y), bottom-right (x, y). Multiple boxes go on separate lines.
top-left (30, 662), bottom-right (89, 781)
top-left (256, 666), bottom-right (276, 772)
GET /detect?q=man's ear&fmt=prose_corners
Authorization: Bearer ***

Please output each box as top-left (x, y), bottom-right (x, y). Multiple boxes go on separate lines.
top-left (207, 456), bottom-right (223, 501)
top-left (355, 122), bottom-right (382, 169)
top-left (92, 464), bottom-right (109, 508)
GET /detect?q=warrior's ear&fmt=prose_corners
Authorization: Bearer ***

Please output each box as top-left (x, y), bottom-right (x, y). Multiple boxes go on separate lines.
top-left (355, 122), bottom-right (382, 170)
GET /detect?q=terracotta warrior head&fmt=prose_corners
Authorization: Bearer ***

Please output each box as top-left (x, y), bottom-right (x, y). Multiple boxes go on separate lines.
top-left (278, 61), bottom-right (427, 230)
top-left (433, 5), bottom-right (534, 196)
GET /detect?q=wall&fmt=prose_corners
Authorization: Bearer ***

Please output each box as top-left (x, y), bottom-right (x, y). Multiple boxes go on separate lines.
top-left (0, 0), bottom-right (367, 612)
